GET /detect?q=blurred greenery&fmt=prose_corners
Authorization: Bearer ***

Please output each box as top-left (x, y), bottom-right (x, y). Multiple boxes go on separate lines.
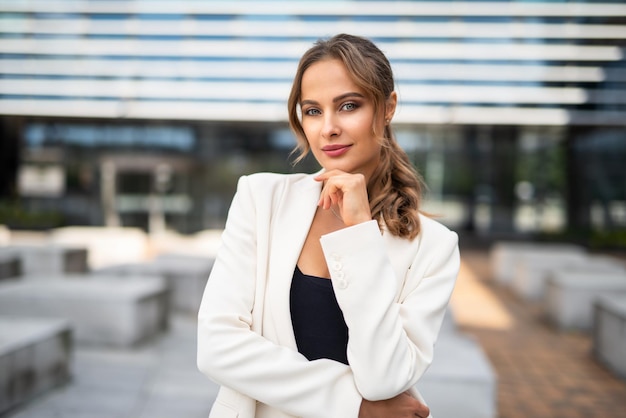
top-left (0, 200), bottom-right (64, 229)
top-left (589, 229), bottom-right (626, 250)
top-left (516, 141), bottom-right (566, 198)
top-left (538, 228), bottom-right (626, 250)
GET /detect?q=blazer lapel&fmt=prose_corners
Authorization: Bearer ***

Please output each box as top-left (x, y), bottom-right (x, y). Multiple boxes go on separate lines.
top-left (267, 173), bottom-right (321, 349)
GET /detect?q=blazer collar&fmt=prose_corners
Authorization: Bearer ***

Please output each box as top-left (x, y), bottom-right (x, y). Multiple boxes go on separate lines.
top-left (268, 171), bottom-right (322, 349)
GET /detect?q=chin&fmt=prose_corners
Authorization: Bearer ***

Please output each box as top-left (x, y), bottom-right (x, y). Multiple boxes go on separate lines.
top-left (325, 164), bottom-right (355, 174)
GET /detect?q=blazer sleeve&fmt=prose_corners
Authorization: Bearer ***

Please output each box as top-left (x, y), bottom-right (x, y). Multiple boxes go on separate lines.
top-left (197, 175), bottom-right (362, 418)
top-left (320, 219), bottom-right (460, 401)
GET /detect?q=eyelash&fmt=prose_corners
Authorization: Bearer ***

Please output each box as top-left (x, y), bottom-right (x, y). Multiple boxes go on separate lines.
top-left (303, 102), bottom-right (359, 116)
top-left (341, 102), bottom-right (358, 111)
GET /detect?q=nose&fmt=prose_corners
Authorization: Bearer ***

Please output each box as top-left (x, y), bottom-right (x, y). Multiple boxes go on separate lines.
top-left (321, 113), bottom-right (340, 139)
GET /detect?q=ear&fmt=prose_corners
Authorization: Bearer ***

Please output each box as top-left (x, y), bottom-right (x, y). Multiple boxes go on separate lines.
top-left (385, 91), bottom-right (397, 124)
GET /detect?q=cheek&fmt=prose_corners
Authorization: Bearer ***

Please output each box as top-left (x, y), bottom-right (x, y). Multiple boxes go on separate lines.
top-left (349, 114), bottom-right (376, 138)
top-left (301, 120), bottom-right (317, 140)
top-left (352, 108), bottom-right (375, 127)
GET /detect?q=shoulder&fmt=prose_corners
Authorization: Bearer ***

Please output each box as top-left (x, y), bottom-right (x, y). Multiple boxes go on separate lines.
top-left (238, 172), bottom-right (311, 191)
top-left (244, 171), bottom-right (309, 183)
top-left (382, 213), bottom-right (457, 248)
top-left (236, 172), bottom-right (319, 207)
top-left (416, 214), bottom-right (459, 252)
top-left (418, 214), bottom-right (457, 242)
top-left (382, 214), bottom-right (458, 264)
top-left (228, 172), bottom-right (318, 224)
top-left (416, 214), bottom-right (460, 266)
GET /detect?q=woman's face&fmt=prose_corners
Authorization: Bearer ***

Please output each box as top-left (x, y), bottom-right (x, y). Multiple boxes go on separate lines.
top-left (299, 58), bottom-right (393, 182)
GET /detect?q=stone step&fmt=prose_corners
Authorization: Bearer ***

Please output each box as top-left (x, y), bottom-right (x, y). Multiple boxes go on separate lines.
top-left (0, 276), bottom-right (168, 347)
top-left (0, 225), bottom-right (9, 245)
top-left (152, 254), bottom-right (214, 314)
top-left (593, 294), bottom-right (626, 380)
top-left (0, 252), bottom-right (21, 281)
top-left (489, 242), bottom-right (585, 286)
top-left (94, 253), bottom-right (214, 314)
top-left (0, 316), bottom-right (72, 415)
top-left (416, 332), bottom-right (497, 418)
top-left (49, 226), bottom-right (149, 269)
top-left (0, 245), bottom-right (88, 277)
top-left (512, 254), bottom-right (623, 301)
top-left (439, 306), bottom-right (457, 335)
top-left (546, 270), bottom-right (626, 330)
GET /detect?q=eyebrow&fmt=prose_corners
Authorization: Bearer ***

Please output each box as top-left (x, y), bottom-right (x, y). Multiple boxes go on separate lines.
top-left (300, 92), bottom-right (365, 107)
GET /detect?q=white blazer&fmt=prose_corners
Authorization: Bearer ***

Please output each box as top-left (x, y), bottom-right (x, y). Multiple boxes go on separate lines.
top-left (197, 172), bottom-right (460, 418)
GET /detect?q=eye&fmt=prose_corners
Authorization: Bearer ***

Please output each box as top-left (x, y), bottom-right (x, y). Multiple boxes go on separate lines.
top-left (341, 102), bottom-right (358, 111)
top-left (303, 107), bottom-right (321, 116)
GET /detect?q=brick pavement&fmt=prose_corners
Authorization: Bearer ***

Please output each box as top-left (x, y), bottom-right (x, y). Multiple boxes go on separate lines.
top-left (454, 249), bottom-right (626, 418)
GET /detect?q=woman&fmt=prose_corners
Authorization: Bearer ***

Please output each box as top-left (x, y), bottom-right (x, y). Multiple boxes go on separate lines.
top-left (197, 34), bottom-right (460, 418)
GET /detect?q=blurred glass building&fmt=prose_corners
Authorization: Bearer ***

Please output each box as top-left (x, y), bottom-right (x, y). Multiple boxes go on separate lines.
top-left (0, 0), bottom-right (625, 240)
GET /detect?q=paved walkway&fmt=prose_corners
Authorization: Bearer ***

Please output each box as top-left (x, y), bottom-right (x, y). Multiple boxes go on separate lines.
top-left (5, 314), bottom-right (219, 418)
top-left (5, 248), bottom-right (626, 418)
top-left (452, 249), bottom-right (626, 418)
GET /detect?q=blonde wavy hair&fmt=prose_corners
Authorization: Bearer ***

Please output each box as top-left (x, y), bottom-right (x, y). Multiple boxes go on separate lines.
top-left (288, 33), bottom-right (426, 239)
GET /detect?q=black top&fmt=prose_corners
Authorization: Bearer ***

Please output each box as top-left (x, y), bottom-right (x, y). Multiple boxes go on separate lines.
top-left (289, 266), bottom-right (349, 365)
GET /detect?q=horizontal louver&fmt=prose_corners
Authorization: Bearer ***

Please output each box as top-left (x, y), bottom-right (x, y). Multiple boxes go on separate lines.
top-left (1, 0), bottom-right (624, 125)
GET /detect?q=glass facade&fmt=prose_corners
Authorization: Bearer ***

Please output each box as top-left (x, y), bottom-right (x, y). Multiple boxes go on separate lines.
top-left (1, 1), bottom-right (625, 243)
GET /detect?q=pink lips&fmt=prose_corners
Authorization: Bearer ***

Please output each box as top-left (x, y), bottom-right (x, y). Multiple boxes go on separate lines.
top-left (322, 144), bottom-right (352, 157)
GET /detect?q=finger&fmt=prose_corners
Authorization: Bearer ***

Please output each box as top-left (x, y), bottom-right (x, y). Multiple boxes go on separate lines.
top-left (415, 406), bottom-right (430, 418)
top-left (321, 193), bottom-right (332, 210)
top-left (323, 191), bottom-right (341, 210)
top-left (316, 175), bottom-right (333, 208)
top-left (322, 178), bottom-right (341, 197)
top-left (314, 169), bottom-right (347, 182)
top-left (314, 172), bottom-right (336, 183)
top-left (317, 193), bottom-right (328, 209)
top-left (313, 173), bottom-right (327, 182)
top-left (403, 393), bottom-right (430, 418)
top-left (318, 187), bottom-right (337, 210)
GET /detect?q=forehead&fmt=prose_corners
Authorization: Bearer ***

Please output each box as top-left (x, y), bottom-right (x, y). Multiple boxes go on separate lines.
top-left (300, 59), bottom-right (364, 98)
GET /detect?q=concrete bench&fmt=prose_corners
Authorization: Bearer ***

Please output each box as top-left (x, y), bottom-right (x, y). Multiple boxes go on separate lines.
top-left (149, 228), bottom-right (223, 259)
top-left (0, 224), bottom-right (9, 246)
top-left (490, 242), bottom-right (585, 286)
top-left (439, 306), bottom-right (457, 335)
top-left (0, 245), bottom-right (88, 277)
top-left (0, 253), bottom-right (21, 281)
top-left (0, 276), bottom-right (168, 347)
top-left (546, 270), bottom-right (626, 330)
top-left (511, 253), bottom-right (622, 301)
top-left (593, 294), bottom-right (626, 380)
top-left (94, 254), bottom-right (214, 314)
top-left (190, 229), bottom-right (224, 258)
top-left (0, 317), bottom-right (72, 415)
top-left (48, 226), bottom-right (149, 269)
top-left (152, 254), bottom-right (214, 314)
top-left (416, 332), bottom-right (497, 418)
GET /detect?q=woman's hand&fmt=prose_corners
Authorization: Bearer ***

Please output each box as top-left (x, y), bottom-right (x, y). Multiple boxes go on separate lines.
top-left (314, 170), bottom-right (372, 226)
top-left (359, 392), bottom-right (430, 418)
